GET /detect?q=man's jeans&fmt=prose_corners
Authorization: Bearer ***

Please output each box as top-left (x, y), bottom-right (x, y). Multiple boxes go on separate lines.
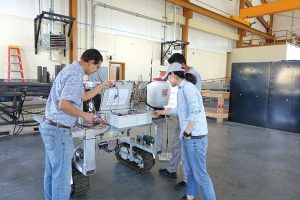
top-left (183, 136), bottom-right (216, 200)
top-left (40, 121), bottom-right (74, 200)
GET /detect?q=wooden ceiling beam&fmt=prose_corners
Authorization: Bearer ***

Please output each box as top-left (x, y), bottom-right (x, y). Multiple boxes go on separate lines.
top-left (182, 8), bottom-right (192, 55)
top-left (165, 0), bottom-right (273, 39)
top-left (237, 0), bottom-right (246, 48)
top-left (260, 0), bottom-right (268, 4)
top-left (69, 0), bottom-right (78, 62)
top-left (182, 0), bottom-right (192, 56)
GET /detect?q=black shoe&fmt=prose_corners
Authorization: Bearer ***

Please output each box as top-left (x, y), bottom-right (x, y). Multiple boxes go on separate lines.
top-left (159, 168), bottom-right (177, 178)
top-left (175, 181), bottom-right (187, 191)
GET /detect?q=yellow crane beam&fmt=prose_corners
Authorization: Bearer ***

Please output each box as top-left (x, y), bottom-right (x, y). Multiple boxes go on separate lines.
top-left (165, 0), bottom-right (273, 39)
top-left (245, 0), bottom-right (270, 30)
top-left (240, 0), bottom-right (300, 19)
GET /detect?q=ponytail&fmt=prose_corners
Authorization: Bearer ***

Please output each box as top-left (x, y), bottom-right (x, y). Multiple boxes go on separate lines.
top-left (172, 71), bottom-right (197, 85)
top-left (184, 73), bottom-right (197, 85)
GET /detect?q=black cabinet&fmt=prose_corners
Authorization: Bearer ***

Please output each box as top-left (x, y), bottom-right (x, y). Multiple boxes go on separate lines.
top-left (229, 62), bottom-right (270, 127)
top-left (229, 61), bottom-right (300, 133)
top-left (268, 61), bottom-right (300, 133)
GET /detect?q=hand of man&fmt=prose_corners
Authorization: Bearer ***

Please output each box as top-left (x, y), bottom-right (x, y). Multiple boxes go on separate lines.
top-left (83, 112), bottom-right (94, 122)
top-left (102, 81), bottom-right (114, 89)
top-left (99, 118), bottom-right (107, 124)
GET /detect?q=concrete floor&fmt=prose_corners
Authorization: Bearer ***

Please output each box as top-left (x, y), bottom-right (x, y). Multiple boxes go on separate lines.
top-left (0, 119), bottom-right (300, 200)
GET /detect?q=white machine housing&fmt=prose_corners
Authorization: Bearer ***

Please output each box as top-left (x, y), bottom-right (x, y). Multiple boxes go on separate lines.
top-left (146, 81), bottom-right (171, 108)
top-left (107, 111), bottom-right (152, 129)
top-left (100, 81), bottom-right (152, 128)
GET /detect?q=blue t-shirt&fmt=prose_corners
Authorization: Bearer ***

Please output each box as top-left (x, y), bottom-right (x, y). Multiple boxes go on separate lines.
top-left (45, 61), bottom-right (85, 127)
top-left (187, 67), bottom-right (202, 91)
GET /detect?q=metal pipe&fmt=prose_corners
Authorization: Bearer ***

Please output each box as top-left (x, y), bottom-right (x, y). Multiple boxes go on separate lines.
top-left (90, 2), bottom-right (166, 48)
top-left (49, 0), bottom-right (54, 12)
top-left (91, 0), bottom-right (95, 48)
top-left (48, 0), bottom-right (54, 34)
top-left (39, 0), bottom-right (42, 14)
top-left (173, 5), bottom-right (177, 41)
top-left (79, 21), bottom-right (163, 40)
top-left (85, 0), bottom-right (88, 49)
top-left (163, 1), bottom-right (167, 42)
top-left (94, 2), bottom-right (165, 24)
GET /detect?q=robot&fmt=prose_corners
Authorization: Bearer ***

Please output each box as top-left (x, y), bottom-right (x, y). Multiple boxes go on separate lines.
top-left (35, 80), bottom-right (171, 196)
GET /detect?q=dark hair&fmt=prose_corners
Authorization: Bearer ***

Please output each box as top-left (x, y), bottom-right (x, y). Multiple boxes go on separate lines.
top-left (80, 49), bottom-right (103, 64)
top-left (171, 71), bottom-right (197, 85)
top-left (168, 53), bottom-right (187, 65)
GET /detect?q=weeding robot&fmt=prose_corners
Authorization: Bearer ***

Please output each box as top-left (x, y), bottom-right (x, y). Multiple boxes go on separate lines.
top-left (35, 80), bottom-right (171, 196)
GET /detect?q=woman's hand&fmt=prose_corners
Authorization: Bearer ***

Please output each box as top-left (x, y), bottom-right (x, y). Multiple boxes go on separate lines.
top-left (152, 110), bottom-right (162, 118)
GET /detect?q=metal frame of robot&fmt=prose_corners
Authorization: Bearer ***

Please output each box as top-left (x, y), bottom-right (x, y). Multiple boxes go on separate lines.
top-left (71, 120), bottom-right (158, 176)
top-left (35, 81), bottom-right (160, 177)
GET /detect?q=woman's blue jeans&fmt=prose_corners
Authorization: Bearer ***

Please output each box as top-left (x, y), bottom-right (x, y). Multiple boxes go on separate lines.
top-left (183, 136), bottom-right (216, 200)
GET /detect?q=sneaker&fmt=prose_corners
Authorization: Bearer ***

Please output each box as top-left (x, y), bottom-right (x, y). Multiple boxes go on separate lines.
top-left (175, 181), bottom-right (187, 191)
top-left (180, 194), bottom-right (187, 200)
top-left (159, 168), bottom-right (177, 178)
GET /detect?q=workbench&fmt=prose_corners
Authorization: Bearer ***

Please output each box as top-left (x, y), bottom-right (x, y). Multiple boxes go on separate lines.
top-left (201, 90), bottom-right (230, 123)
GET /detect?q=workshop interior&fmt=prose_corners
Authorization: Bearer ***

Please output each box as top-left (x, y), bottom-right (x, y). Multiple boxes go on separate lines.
top-left (0, 0), bottom-right (300, 200)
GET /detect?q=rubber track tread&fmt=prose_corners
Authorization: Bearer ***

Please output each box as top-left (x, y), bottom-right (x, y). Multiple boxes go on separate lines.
top-left (71, 168), bottom-right (90, 197)
top-left (115, 143), bottom-right (155, 173)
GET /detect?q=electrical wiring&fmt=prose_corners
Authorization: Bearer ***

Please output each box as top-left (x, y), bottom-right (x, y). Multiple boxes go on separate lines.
top-left (130, 103), bottom-right (139, 110)
top-left (109, 83), bottom-right (120, 112)
top-left (76, 122), bottom-right (112, 137)
top-left (0, 93), bottom-right (45, 135)
top-left (0, 112), bottom-right (12, 123)
top-left (12, 113), bottom-right (24, 135)
top-left (0, 98), bottom-right (45, 115)
top-left (98, 139), bottom-right (119, 153)
top-left (73, 124), bottom-right (113, 156)
top-left (0, 99), bottom-right (23, 135)
top-left (95, 123), bottom-right (112, 136)
top-left (74, 139), bottom-right (83, 148)
top-left (21, 109), bottom-right (45, 115)
top-left (19, 122), bottom-right (40, 127)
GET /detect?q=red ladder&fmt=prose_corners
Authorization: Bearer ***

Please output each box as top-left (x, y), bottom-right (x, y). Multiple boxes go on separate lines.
top-left (8, 45), bottom-right (25, 82)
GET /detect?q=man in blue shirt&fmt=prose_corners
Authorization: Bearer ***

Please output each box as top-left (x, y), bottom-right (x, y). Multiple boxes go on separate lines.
top-left (40, 49), bottom-right (113, 200)
top-left (159, 53), bottom-right (202, 191)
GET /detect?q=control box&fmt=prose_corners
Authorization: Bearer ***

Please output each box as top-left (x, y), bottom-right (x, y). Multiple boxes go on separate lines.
top-left (99, 81), bottom-right (152, 128)
top-left (107, 111), bottom-right (152, 129)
